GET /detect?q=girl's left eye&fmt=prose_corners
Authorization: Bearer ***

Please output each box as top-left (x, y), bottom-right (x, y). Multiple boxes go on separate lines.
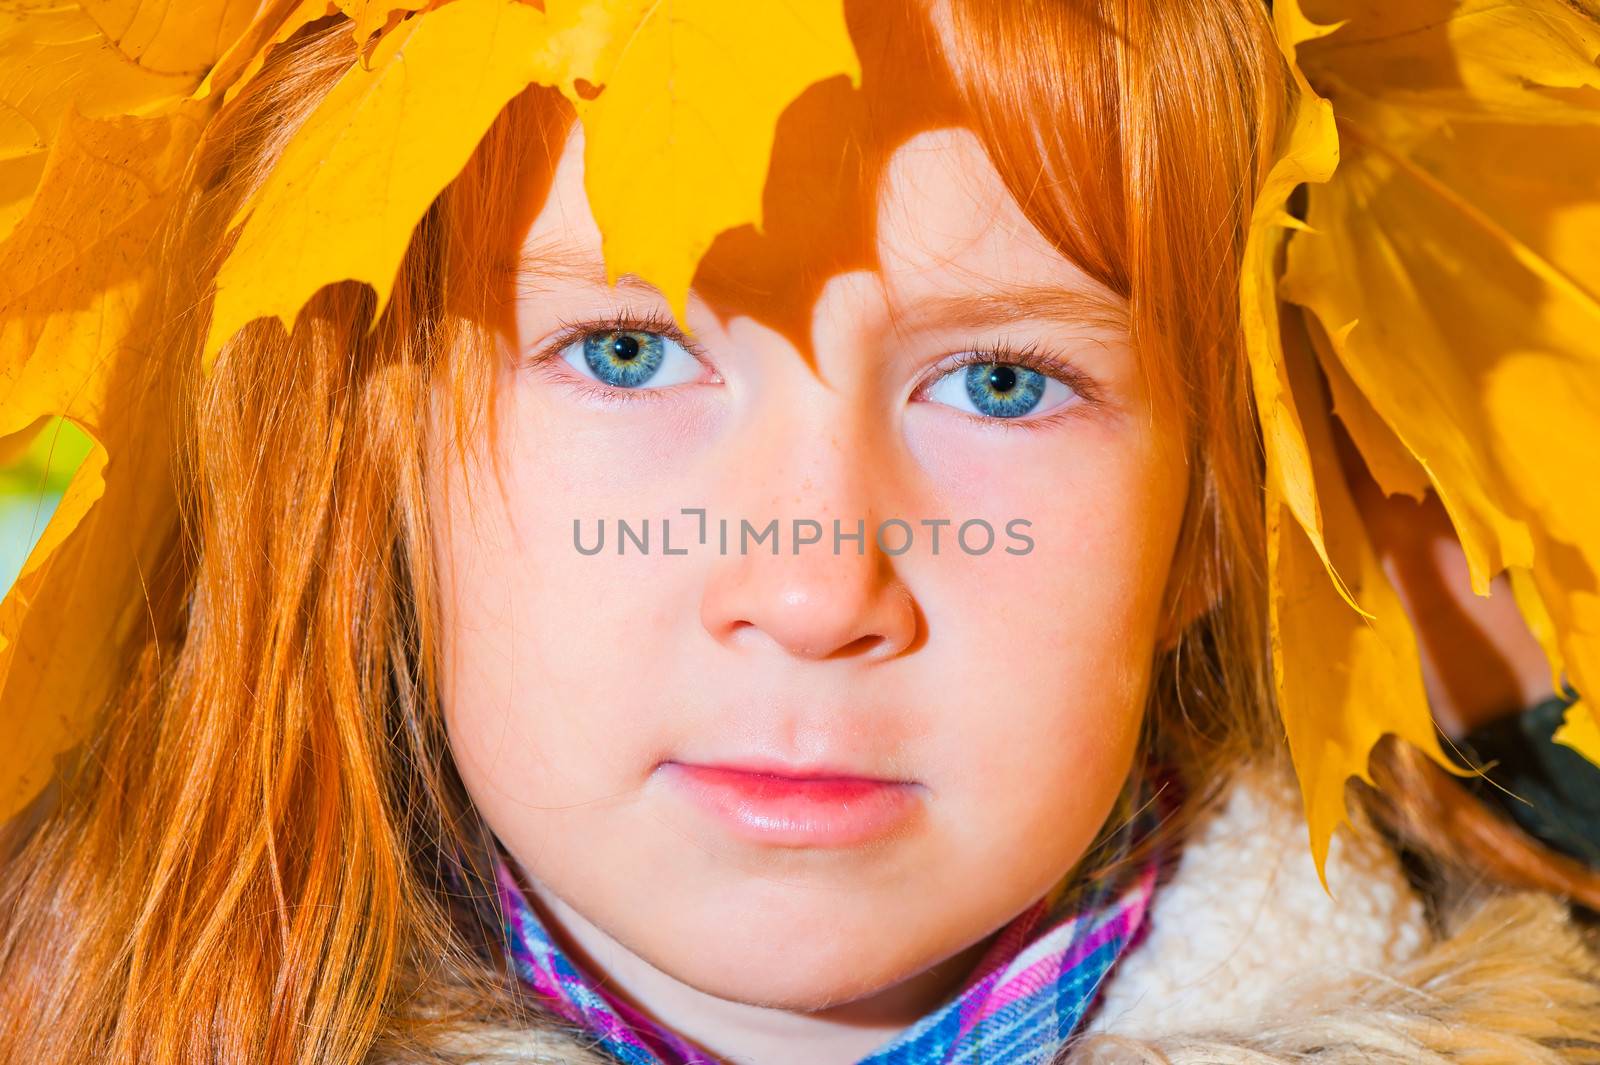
top-left (923, 360), bottom-right (1078, 420)
top-left (558, 329), bottom-right (702, 389)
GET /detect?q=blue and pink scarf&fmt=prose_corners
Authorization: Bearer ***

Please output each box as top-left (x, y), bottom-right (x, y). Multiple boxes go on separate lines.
top-left (494, 789), bottom-right (1164, 1065)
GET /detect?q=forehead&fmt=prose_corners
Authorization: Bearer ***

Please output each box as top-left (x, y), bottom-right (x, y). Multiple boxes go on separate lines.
top-left (873, 128), bottom-right (1118, 313)
top-left (517, 121), bottom-right (1125, 335)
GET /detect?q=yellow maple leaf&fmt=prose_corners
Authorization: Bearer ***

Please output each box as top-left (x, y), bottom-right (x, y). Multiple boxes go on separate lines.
top-left (1243, 0), bottom-right (1448, 878)
top-left (80, 0), bottom-right (258, 75)
top-left (1555, 700), bottom-right (1600, 764)
top-left (1239, 0), bottom-right (1349, 602)
top-left (0, 442), bottom-right (107, 813)
top-left (553, 0), bottom-right (860, 322)
top-left (1239, 0), bottom-right (1547, 883)
top-left (0, 6), bottom-right (230, 822)
top-left (0, 108), bottom-right (198, 820)
top-left (204, 0), bottom-right (557, 366)
top-left (1247, 0), bottom-right (1600, 879)
top-left (0, 109), bottom-right (197, 439)
top-left (1510, 567), bottom-right (1600, 765)
top-left (1282, 0), bottom-right (1600, 773)
top-left (205, 0), bottom-right (859, 362)
top-left (337, 0), bottom-right (431, 47)
top-left (1271, 307), bottom-right (1452, 883)
top-left (0, 433), bottom-right (182, 824)
top-left (1305, 314), bottom-right (1429, 502)
top-left (196, 0), bottom-right (339, 103)
top-left (0, 1), bottom-right (198, 240)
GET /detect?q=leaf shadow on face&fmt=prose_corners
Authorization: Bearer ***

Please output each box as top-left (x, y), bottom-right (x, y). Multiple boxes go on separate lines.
top-left (447, 1), bottom-right (966, 374)
top-left (688, 0), bottom-right (968, 371)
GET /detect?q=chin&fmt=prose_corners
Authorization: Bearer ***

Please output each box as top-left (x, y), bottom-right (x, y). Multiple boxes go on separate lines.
top-left (637, 905), bottom-right (947, 1012)
top-left (671, 950), bottom-right (915, 1013)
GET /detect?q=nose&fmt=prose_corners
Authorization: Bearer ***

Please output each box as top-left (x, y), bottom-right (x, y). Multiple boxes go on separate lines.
top-left (698, 442), bottom-right (921, 664)
top-left (700, 530), bottom-right (920, 662)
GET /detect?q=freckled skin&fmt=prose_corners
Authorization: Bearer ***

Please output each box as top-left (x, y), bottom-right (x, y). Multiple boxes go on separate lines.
top-left (428, 125), bottom-right (1189, 1063)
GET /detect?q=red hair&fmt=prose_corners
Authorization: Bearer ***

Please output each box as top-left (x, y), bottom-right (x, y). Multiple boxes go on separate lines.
top-left (4, 3), bottom-right (1585, 1062)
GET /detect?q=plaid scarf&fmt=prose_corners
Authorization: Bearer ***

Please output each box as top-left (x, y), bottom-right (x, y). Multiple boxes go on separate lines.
top-left (494, 783), bottom-right (1164, 1065)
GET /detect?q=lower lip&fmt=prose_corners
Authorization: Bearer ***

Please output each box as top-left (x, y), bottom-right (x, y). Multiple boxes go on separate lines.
top-left (662, 763), bottom-right (922, 847)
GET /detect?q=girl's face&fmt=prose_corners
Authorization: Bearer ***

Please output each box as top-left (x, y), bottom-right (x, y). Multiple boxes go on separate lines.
top-left (429, 121), bottom-right (1189, 1011)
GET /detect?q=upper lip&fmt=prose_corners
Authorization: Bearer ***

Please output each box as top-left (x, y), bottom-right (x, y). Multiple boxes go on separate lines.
top-left (663, 757), bottom-right (914, 785)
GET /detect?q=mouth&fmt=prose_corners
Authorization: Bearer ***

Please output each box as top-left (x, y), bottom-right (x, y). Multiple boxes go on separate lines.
top-left (658, 760), bottom-right (924, 848)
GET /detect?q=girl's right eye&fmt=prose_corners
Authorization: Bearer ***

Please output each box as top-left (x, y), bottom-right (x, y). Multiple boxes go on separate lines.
top-left (558, 329), bottom-right (702, 390)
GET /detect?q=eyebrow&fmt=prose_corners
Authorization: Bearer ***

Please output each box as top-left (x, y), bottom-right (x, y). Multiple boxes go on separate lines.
top-left (514, 238), bottom-right (1129, 331)
top-left (513, 238), bottom-right (661, 295)
top-left (895, 286), bottom-right (1129, 334)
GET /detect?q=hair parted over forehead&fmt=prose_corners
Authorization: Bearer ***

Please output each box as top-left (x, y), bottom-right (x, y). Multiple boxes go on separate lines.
top-left (4, 2), bottom-right (1593, 1061)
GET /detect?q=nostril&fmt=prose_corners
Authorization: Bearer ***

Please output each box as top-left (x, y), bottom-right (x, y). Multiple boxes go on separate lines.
top-left (718, 617), bottom-right (890, 661)
top-left (833, 634), bottom-right (889, 660)
top-left (723, 619), bottom-right (761, 650)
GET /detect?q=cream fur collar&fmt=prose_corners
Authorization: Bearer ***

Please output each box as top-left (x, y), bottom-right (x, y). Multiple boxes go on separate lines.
top-left (1076, 762), bottom-right (1600, 1063)
top-left (1086, 761), bottom-right (1432, 1040)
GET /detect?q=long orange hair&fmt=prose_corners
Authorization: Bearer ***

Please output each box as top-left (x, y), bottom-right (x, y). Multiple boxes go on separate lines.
top-left (2, 3), bottom-right (1583, 1062)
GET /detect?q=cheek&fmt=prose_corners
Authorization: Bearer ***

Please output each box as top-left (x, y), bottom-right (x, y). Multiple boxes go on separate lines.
top-left (428, 382), bottom-right (713, 816)
top-left (902, 405), bottom-right (1184, 652)
top-left (898, 406), bottom-right (1184, 820)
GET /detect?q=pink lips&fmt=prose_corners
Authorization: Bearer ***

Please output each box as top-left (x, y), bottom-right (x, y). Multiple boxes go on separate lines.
top-left (662, 761), bottom-right (922, 847)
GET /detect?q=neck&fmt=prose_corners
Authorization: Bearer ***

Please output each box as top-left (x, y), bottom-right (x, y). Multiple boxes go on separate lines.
top-left (522, 876), bottom-right (995, 1065)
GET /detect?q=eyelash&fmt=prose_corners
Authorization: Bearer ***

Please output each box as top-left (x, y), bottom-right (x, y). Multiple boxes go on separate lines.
top-left (529, 313), bottom-right (1100, 425)
top-left (529, 308), bottom-right (713, 407)
top-left (915, 343), bottom-right (1101, 432)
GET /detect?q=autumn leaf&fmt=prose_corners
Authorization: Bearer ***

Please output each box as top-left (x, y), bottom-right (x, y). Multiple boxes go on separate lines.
top-left (0, 108), bottom-right (198, 439)
top-left (80, 0), bottom-right (258, 75)
top-left (1305, 314), bottom-right (1429, 502)
top-left (1241, 0), bottom-right (1445, 878)
top-left (0, 5), bottom-right (222, 821)
top-left (1239, 0), bottom-right (1348, 603)
top-left (0, 108), bottom-right (196, 821)
top-left (0, 394), bottom-right (180, 823)
top-left (0, 1), bottom-right (198, 240)
top-left (553, 0), bottom-right (861, 322)
top-left (204, 0), bottom-right (556, 366)
top-left (1247, 0), bottom-right (1600, 878)
top-left (1271, 308), bottom-right (1452, 883)
top-left (337, 0), bottom-right (431, 48)
top-left (205, 0), bottom-right (861, 362)
top-left (0, 442), bottom-right (107, 808)
top-left (1556, 700), bottom-right (1600, 764)
top-left (1296, 0), bottom-right (1600, 125)
top-left (195, 0), bottom-right (338, 103)
top-left (1282, 0), bottom-right (1600, 772)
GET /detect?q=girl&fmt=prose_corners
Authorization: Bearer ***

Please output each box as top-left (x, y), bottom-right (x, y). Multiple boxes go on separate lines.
top-left (1, 1), bottom-right (1597, 1063)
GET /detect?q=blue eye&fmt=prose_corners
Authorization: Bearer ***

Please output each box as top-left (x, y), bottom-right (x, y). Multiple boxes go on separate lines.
top-left (925, 361), bottom-right (1077, 419)
top-left (559, 329), bottom-right (700, 389)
